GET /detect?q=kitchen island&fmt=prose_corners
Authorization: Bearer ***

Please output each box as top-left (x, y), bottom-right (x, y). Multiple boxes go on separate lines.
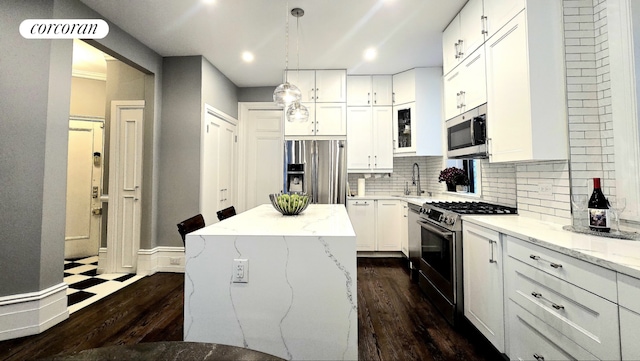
top-left (184, 204), bottom-right (357, 361)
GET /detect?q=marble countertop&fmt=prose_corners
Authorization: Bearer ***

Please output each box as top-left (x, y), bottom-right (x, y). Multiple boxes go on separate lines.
top-left (347, 194), bottom-right (464, 206)
top-left (463, 215), bottom-right (640, 280)
top-left (190, 204), bottom-right (355, 237)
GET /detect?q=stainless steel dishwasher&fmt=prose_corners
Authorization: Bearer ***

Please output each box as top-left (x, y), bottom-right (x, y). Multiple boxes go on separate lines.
top-left (407, 202), bottom-right (422, 279)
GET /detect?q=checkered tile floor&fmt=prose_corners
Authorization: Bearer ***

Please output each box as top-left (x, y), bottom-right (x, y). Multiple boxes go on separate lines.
top-left (64, 256), bottom-right (143, 314)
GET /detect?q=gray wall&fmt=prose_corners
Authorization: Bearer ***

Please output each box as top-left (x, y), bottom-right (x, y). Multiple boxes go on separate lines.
top-left (156, 56), bottom-right (239, 247)
top-left (0, 0), bottom-right (163, 297)
top-left (238, 86), bottom-right (275, 103)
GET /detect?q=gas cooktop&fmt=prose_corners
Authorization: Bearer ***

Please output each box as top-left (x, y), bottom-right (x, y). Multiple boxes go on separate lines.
top-left (427, 201), bottom-right (518, 215)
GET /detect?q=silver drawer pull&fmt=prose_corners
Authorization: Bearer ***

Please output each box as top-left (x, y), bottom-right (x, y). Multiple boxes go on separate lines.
top-left (529, 254), bottom-right (540, 260)
top-left (533, 354), bottom-right (544, 361)
top-left (531, 291), bottom-right (542, 298)
top-left (550, 262), bottom-right (563, 269)
top-left (552, 303), bottom-right (565, 310)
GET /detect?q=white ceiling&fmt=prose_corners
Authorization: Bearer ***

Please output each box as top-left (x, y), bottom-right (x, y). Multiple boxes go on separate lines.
top-left (79, 0), bottom-right (466, 87)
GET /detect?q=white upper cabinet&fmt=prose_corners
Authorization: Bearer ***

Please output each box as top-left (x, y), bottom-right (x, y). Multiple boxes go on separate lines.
top-left (485, 4), bottom-right (567, 163)
top-left (442, 0), bottom-right (484, 75)
top-left (482, 0), bottom-right (525, 39)
top-left (392, 68), bottom-right (443, 157)
top-left (286, 69), bottom-right (346, 103)
top-left (443, 46), bottom-right (487, 120)
top-left (347, 107), bottom-right (393, 173)
top-left (347, 75), bottom-right (393, 106)
top-left (392, 70), bottom-right (415, 106)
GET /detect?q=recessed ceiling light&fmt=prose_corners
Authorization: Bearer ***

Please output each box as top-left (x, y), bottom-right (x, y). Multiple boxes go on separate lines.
top-left (242, 51), bottom-right (254, 63)
top-left (364, 47), bottom-right (377, 61)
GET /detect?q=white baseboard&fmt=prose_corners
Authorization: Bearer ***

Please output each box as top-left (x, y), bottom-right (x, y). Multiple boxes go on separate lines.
top-left (137, 246), bottom-right (185, 275)
top-left (0, 283), bottom-right (69, 341)
top-left (97, 247), bottom-right (108, 274)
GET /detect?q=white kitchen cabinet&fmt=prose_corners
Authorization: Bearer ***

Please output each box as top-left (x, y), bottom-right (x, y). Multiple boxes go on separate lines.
top-left (482, 0), bottom-right (525, 40)
top-left (485, 5), bottom-right (567, 163)
top-left (347, 107), bottom-right (393, 173)
top-left (443, 46), bottom-right (487, 121)
top-left (284, 102), bottom-right (346, 136)
top-left (400, 203), bottom-right (409, 257)
top-left (505, 235), bottom-right (620, 361)
top-left (617, 274), bottom-right (640, 360)
top-left (462, 222), bottom-right (505, 352)
top-left (391, 68), bottom-right (442, 157)
top-left (347, 198), bottom-right (403, 252)
top-left (347, 199), bottom-right (376, 251)
top-left (442, 0), bottom-right (484, 75)
top-left (286, 69), bottom-right (346, 103)
top-left (391, 69), bottom-right (414, 106)
top-left (347, 75), bottom-right (392, 106)
top-left (376, 200), bottom-right (402, 251)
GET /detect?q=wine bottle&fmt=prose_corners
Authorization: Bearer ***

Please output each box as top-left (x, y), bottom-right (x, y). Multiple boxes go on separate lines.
top-left (588, 177), bottom-right (610, 232)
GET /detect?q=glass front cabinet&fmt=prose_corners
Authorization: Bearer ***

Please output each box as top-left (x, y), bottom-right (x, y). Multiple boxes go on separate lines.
top-left (393, 103), bottom-right (416, 153)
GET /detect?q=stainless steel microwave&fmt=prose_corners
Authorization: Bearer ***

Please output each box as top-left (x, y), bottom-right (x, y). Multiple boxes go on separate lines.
top-left (446, 104), bottom-right (488, 159)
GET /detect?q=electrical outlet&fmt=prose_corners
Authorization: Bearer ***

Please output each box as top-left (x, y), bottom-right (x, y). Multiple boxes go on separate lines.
top-left (232, 259), bottom-right (249, 283)
top-left (169, 257), bottom-right (180, 265)
top-left (538, 183), bottom-right (553, 196)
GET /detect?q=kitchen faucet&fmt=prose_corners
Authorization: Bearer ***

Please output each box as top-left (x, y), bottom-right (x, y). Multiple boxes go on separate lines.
top-left (412, 162), bottom-right (424, 196)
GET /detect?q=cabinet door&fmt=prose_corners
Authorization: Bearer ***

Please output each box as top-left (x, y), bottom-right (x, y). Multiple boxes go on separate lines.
top-left (620, 307), bottom-right (640, 360)
top-left (315, 70), bottom-right (346, 102)
top-left (483, 0), bottom-right (525, 39)
top-left (485, 12), bottom-right (532, 163)
top-left (347, 75), bottom-right (371, 106)
top-left (284, 103), bottom-right (316, 136)
top-left (401, 203), bottom-right (409, 257)
top-left (392, 69), bottom-right (415, 105)
top-left (462, 222), bottom-right (504, 352)
top-left (347, 107), bottom-right (373, 171)
top-left (286, 70), bottom-right (316, 102)
top-left (458, 0), bottom-right (484, 60)
top-left (376, 200), bottom-right (402, 251)
top-left (315, 103), bottom-right (346, 135)
top-left (219, 120), bottom-right (237, 210)
top-left (460, 46), bottom-right (487, 113)
top-left (347, 199), bottom-right (376, 251)
top-left (372, 107), bottom-right (393, 170)
top-left (372, 75), bottom-right (393, 106)
top-left (443, 14), bottom-right (461, 75)
top-left (443, 67), bottom-right (463, 121)
top-left (393, 103), bottom-right (416, 154)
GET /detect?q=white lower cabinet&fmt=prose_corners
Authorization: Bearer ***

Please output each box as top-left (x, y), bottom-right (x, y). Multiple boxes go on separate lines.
top-left (401, 203), bottom-right (409, 257)
top-left (618, 273), bottom-right (640, 360)
top-left (347, 198), bottom-right (402, 252)
top-left (462, 222), bottom-right (505, 352)
top-left (505, 236), bottom-right (620, 361)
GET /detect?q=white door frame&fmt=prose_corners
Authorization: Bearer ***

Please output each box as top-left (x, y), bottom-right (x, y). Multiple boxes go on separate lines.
top-left (106, 100), bottom-right (145, 273)
top-left (238, 102), bottom-right (283, 212)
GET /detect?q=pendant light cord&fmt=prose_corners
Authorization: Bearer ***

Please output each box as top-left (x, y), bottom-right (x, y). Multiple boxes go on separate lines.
top-left (296, 12), bottom-right (300, 83)
top-left (284, 0), bottom-right (289, 83)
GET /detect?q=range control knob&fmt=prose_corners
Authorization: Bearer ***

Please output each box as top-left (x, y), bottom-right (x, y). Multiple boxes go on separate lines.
top-left (445, 216), bottom-right (455, 226)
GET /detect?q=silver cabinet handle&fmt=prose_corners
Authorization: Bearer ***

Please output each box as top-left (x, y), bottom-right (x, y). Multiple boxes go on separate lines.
top-left (531, 291), bottom-right (565, 311)
top-left (454, 42), bottom-right (460, 59)
top-left (374, 92), bottom-right (377, 104)
top-left (550, 262), bottom-right (563, 269)
top-left (531, 291), bottom-right (542, 298)
top-left (353, 201), bottom-right (370, 206)
top-left (368, 92), bottom-right (370, 104)
top-left (392, 92), bottom-right (395, 104)
top-left (457, 39), bottom-right (464, 58)
top-left (481, 15), bottom-right (488, 35)
top-left (533, 354), bottom-right (544, 361)
top-left (315, 88), bottom-right (319, 100)
top-left (552, 303), bottom-right (565, 310)
top-left (489, 240), bottom-right (497, 263)
top-left (368, 155), bottom-right (371, 168)
top-left (530, 254), bottom-right (563, 269)
top-left (529, 254), bottom-right (540, 260)
top-left (374, 155), bottom-right (377, 167)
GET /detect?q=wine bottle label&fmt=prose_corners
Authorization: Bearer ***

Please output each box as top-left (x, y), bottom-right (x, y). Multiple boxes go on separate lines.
top-left (588, 208), bottom-right (610, 229)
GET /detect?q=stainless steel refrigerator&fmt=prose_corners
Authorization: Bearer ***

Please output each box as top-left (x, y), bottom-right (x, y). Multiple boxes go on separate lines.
top-left (283, 139), bottom-right (347, 204)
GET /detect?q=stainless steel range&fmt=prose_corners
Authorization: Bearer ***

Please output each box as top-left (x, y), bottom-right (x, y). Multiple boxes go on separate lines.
top-left (415, 201), bottom-right (517, 325)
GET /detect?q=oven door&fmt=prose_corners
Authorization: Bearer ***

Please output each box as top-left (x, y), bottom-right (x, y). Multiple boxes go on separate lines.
top-left (418, 219), bottom-right (455, 302)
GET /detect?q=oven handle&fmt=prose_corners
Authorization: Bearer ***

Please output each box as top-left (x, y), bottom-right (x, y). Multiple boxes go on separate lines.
top-left (417, 220), bottom-right (454, 239)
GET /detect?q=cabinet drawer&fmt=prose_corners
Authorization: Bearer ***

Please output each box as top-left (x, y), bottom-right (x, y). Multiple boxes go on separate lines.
top-left (506, 257), bottom-right (620, 360)
top-left (620, 306), bottom-right (640, 361)
top-left (618, 273), bottom-right (640, 313)
top-left (506, 236), bottom-right (616, 301)
top-left (508, 300), bottom-right (598, 361)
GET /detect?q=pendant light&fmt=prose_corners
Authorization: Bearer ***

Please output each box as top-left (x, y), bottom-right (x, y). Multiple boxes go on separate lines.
top-left (273, 1), bottom-right (301, 107)
top-left (286, 7), bottom-right (309, 123)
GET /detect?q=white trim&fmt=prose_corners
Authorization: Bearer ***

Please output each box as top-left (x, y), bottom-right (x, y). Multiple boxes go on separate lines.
top-left (607, 0), bottom-right (640, 221)
top-left (136, 247), bottom-right (186, 275)
top-left (0, 283), bottom-right (68, 341)
top-left (238, 102), bottom-right (284, 212)
top-left (72, 69), bottom-right (107, 81)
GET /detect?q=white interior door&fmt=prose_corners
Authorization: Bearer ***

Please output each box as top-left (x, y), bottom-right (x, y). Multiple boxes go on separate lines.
top-left (65, 118), bottom-right (103, 259)
top-left (244, 108), bottom-right (283, 210)
top-left (107, 100), bottom-right (144, 274)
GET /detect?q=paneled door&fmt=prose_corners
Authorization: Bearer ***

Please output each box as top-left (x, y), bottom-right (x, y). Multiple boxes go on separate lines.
top-left (107, 100), bottom-right (144, 274)
top-left (65, 117), bottom-right (103, 259)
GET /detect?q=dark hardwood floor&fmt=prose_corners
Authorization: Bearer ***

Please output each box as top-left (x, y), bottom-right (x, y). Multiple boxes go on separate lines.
top-left (0, 258), bottom-right (500, 361)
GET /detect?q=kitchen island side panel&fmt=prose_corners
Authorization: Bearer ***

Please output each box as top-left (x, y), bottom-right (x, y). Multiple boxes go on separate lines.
top-left (184, 232), bottom-right (357, 361)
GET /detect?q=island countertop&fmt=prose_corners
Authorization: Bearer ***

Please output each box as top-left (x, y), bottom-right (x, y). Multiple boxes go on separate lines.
top-left (191, 204), bottom-right (355, 237)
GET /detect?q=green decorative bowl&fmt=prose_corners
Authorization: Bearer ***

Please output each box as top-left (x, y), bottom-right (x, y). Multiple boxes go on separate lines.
top-left (269, 192), bottom-right (310, 215)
